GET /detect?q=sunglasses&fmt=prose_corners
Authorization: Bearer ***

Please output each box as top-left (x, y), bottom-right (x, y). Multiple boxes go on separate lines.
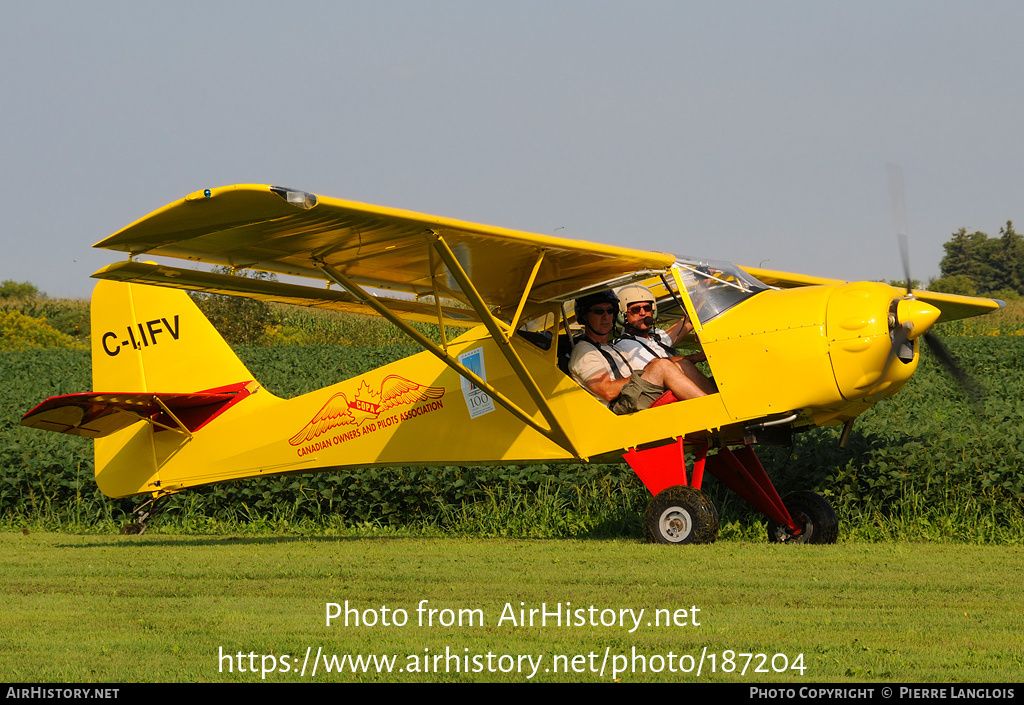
top-left (627, 304), bottom-right (653, 314)
top-left (588, 306), bottom-right (616, 316)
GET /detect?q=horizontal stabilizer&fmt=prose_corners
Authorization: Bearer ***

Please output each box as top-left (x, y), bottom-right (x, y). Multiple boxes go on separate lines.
top-left (21, 382), bottom-right (255, 438)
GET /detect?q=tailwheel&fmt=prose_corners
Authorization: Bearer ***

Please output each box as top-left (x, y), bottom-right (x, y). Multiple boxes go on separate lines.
top-left (766, 491), bottom-right (838, 545)
top-left (118, 494), bottom-right (170, 536)
top-left (644, 485), bottom-right (719, 545)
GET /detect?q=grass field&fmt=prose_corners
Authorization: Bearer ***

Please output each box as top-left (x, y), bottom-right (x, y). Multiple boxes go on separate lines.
top-left (2, 297), bottom-right (1023, 684)
top-left (2, 532), bottom-right (1022, 683)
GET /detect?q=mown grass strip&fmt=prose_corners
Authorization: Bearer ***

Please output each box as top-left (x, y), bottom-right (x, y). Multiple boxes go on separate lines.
top-left (1, 533), bottom-right (1022, 683)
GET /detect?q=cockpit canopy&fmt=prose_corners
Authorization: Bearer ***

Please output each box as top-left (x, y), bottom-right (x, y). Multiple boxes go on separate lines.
top-left (673, 258), bottom-right (773, 324)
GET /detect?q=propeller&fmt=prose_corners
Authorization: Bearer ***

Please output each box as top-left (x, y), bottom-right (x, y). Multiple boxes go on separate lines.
top-left (884, 164), bottom-right (985, 410)
top-left (920, 329), bottom-right (985, 406)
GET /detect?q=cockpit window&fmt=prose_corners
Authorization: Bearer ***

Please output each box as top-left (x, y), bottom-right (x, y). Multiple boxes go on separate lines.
top-left (515, 310), bottom-right (556, 350)
top-left (674, 258), bottom-right (772, 324)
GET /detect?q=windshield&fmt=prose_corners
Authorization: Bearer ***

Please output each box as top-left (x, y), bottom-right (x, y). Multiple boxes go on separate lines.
top-left (674, 258), bottom-right (772, 324)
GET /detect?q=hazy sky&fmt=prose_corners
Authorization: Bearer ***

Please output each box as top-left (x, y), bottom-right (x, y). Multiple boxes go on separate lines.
top-left (2, 1), bottom-right (1022, 298)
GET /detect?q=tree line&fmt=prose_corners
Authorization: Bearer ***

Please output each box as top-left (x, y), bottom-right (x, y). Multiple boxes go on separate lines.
top-left (929, 221), bottom-right (1023, 299)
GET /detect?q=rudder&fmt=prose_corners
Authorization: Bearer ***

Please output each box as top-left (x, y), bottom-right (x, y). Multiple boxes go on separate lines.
top-left (90, 280), bottom-right (259, 497)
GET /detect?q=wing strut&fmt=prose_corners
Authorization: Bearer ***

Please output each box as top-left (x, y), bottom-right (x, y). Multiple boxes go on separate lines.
top-left (152, 397), bottom-right (195, 438)
top-left (428, 246), bottom-right (448, 351)
top-left (429, 233), bottom-right (579, 457)
top-left (508, 249), bottom-right (546, 334)
top-left (311, 255), bottom-right (581, 459)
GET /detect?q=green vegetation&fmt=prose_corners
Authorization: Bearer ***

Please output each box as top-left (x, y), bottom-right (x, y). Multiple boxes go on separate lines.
top-left (182, 266), bottom-right (444, 346)
top-left (0, 310), bottom-right (87, 352)
top-left (3, 328), bottom-right (1023, 542)
top-left (0, 280), bottom-right (42, 299)
top-left (1, 286), bottom-right (1022, 541)
top-left (1, 295), bottom-right (91, 345)
top-left (261, 304), bottom-right (443, 348)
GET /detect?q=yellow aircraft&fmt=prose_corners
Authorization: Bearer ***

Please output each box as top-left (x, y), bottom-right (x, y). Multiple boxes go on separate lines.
top-left (21, 185), bottom-right (1003, 543)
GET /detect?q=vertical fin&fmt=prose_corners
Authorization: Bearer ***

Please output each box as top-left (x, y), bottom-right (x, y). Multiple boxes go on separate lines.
top-left (90, 279), bottom-right (258, 497)
top-left (91, 280), bottom-right (254, 392)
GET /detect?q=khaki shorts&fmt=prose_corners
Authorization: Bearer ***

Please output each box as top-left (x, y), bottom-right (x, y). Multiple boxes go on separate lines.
top-left (609, 371), bottom-right (665, 415)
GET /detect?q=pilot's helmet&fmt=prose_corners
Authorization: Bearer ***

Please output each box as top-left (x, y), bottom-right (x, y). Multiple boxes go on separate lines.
top-left (616, 283), bottom-right (657, 318)
top-left (574, 290), bottom-right (619, 323)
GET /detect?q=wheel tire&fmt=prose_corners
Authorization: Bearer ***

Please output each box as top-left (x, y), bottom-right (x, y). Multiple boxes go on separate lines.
top-left (766, 491), bottom-right (838, 544)
top-left (644, 485), bottom-right (719, 545)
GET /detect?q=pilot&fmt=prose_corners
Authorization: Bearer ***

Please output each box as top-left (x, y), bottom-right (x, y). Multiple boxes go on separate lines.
top-left (614, 284), bottom-right (715, 395)
top-left (568, 290), bottom-right (712, 415)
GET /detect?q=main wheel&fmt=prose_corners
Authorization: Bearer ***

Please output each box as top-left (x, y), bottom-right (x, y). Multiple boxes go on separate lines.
top-left (766, 491), bottom-right (838, 544)
top-left (644, 485), bottom-right (719, 544)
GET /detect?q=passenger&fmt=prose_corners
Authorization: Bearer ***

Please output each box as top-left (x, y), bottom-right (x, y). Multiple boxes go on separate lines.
top-left (614, 284), bottom-right (716, 396)
top-left (567, 290), bottom-right (712, 415)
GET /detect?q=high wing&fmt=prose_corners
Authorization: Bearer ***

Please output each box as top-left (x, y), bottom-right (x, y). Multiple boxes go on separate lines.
top-left (741, 265), bottom-right (1005, 323)
top-left (92, 184), bottom-right (676, 324)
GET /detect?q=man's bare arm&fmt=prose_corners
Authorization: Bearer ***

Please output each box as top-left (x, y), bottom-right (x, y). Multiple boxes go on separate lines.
top-left (666, 317), bottom-right (694, 345)
top-left (584, 371), bottom-right (631, 402)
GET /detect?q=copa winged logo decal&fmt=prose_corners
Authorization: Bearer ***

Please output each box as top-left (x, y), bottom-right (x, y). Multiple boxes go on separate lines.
top-left (289, 375), bottom-right (445, 446)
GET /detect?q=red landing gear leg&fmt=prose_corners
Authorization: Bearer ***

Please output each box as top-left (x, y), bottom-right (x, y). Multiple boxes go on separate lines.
top-left (624, 439), bottom-right (717, 545)
top-left (704, 446), bottom-right (839, 544)
top-left (703, 446), bottom-right (798, 532)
